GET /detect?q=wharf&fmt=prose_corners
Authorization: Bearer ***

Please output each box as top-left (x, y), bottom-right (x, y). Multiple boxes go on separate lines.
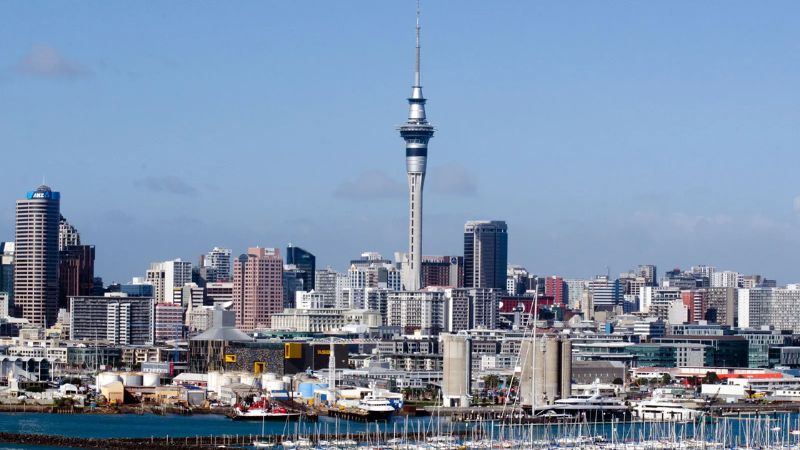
top-left (706, 403), bottom-right (800, 416)
top-left (321, 406), bottom-right (389, 422)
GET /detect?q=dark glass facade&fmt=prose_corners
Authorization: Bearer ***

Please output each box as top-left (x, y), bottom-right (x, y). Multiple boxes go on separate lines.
top-left (286, 245), bottom-right (315, 291)
top-left (58, 244), bottom-right (95, 310)
top-left (464, 221), bottom-right (508, 289)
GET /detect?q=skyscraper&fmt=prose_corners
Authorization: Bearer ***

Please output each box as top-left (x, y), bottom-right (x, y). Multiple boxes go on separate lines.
top-left (57, 215), bottom-right (95, 310)
top-left (232, 247), bottom-right (283, 331)
top-left (399, 8), bottom-right (435, 291)
top-left (146, 259), bottom-right (192, 304)
top-left (14, 185), bottom-right (60, 327)
top-left (286, 245), bottom-right (315, 291)
top-left (463, 220), bottom-right (508, 290)
top-left (58, 244), bottom-right (95, 310)
top-left (202, 247), bottom-right (232, 282)
top-left (0, 242), bottom-right (14, 313)
top-left (315, 268), bottom-right (339, 310)
top-left (58, 215), bottom-right (80, 251)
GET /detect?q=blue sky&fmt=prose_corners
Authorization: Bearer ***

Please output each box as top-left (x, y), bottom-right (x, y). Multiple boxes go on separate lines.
top-left (1, 1), bottom-right (799, 283)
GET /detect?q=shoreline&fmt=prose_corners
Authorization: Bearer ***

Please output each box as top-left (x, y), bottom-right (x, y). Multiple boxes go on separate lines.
top-left (0, 404), bottom-right (231, 416)
top-left (0, 432), bottom-right (243, 449)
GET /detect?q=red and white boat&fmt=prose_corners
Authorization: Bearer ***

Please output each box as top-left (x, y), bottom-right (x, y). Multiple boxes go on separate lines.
top-left (231, 396), bottom-right (302, 421)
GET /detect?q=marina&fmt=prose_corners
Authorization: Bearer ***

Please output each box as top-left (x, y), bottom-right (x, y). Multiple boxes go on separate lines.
top-left (6, 411), bottom-right (800, 449)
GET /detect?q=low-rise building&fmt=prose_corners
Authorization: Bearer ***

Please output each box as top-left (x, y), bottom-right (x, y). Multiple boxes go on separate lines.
top-left (270, 308), bottom-right (381, 333)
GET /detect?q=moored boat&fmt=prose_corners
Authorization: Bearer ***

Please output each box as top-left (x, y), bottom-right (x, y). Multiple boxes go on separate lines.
top-left (230, 395), bottom-right (302, 421)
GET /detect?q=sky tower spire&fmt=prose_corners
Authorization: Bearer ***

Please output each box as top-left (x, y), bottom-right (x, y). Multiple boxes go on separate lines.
top-left (415, 0), bottom-right (421, 87)
top-left (399, 1), bottom-right (435, 291)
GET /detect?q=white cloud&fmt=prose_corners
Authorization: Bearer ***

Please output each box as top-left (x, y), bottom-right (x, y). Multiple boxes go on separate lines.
top-left (15, 45), bottom-right (88, 79)
top-left (428, 163), bottom-right (478, 196)
top-left (334, 170), bottom-right (405, 201)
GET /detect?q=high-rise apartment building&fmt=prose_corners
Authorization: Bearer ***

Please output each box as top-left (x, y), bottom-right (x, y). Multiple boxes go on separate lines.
top-left (681, 289), bottom-right (709, 323)
top-left (14, 185), bottom-right (60, 327)
top-left (545, 276), bottom-right (565, 305)
top-left (589, 276), bottom-right (623, 308)
top-left (286, 245), bottom-right (315, 291)
top-left (155, 303), bottom-right (184, 342)
top-left (640, 286), bottom-right (682, 319)
top-left (232, 247), bottom-right (283, 331)
top-left (146, 259), bottom-right (192, 304)
top-left (314, 268), bottom-right (339, 311)
top-left (447, 287), bottom-right (501, 330)
top-left (443, 289), bottom-right (470, 333)
top-left (0, 242), bottom-right (14, 312)
top-left (706, 287), bottom-right (737, 326)
top-left (201, 247), bottom-right (232, 282)
top-left (712, 271), bottom-right (740, 288)
top-left (70, 294), bottom-right (154, 345)
top-left (506, 266), bottom-right (531, 296)
top-left (464, 220), bottom-right (508, 290)
top-left (172, 282), bottom-right (205, 308)
top-left (691, 265), bottom-right (716, 279)
top-left (738, 287), bottom-right (800, 332)
top-left (58, 215), bottom-right (80, 251)
top-left (387, 289), bottom-right (445, 335)
top-left (564, 279), bottom-right (589, 309)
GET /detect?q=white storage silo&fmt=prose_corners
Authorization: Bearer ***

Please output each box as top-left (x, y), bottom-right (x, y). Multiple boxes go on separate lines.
top-left (143, 372), bottom-right (161, 387)
top-left (96, 372), bottom-right (122, 388)
top-left (121, 372), bottom-right (143, 387)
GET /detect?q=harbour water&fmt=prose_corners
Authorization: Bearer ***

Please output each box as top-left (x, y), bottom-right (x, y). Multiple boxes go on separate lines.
top-left (2, 412), bottom-right (800, 449)
top-left (0, 413), bottom-right (441, 449)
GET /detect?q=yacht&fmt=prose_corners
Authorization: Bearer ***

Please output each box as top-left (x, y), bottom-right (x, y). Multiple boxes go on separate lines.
top-left (542, 386), bottom-right (629, 419)
top-left (358, 394), bottom-right (396, 421)
top-left (632, 397), bottom-right (701, 421)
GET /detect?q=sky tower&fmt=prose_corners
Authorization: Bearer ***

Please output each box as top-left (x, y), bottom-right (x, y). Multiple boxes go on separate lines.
top-left (399, 5), bottom-right (435, 291)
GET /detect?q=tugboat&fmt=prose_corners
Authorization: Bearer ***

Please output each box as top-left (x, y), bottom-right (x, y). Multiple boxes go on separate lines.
top-left (231, 395), bottom-right (302, 421)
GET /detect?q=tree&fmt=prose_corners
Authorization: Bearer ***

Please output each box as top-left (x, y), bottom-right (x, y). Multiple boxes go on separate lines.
top-left (661, 373), bottom-right (672, 385)
top-left (483, 375), bottom-right (501, 390)
top-left (703, 371), bottom-right (720, 384)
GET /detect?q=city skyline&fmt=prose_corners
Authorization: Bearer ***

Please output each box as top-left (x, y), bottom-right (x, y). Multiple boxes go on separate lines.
top-left (2, 2), bottom-right (800, 283)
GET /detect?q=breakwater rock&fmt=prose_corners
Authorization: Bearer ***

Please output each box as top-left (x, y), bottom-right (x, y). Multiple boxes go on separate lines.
top-left (0, 432), bottom-right (255, 449)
